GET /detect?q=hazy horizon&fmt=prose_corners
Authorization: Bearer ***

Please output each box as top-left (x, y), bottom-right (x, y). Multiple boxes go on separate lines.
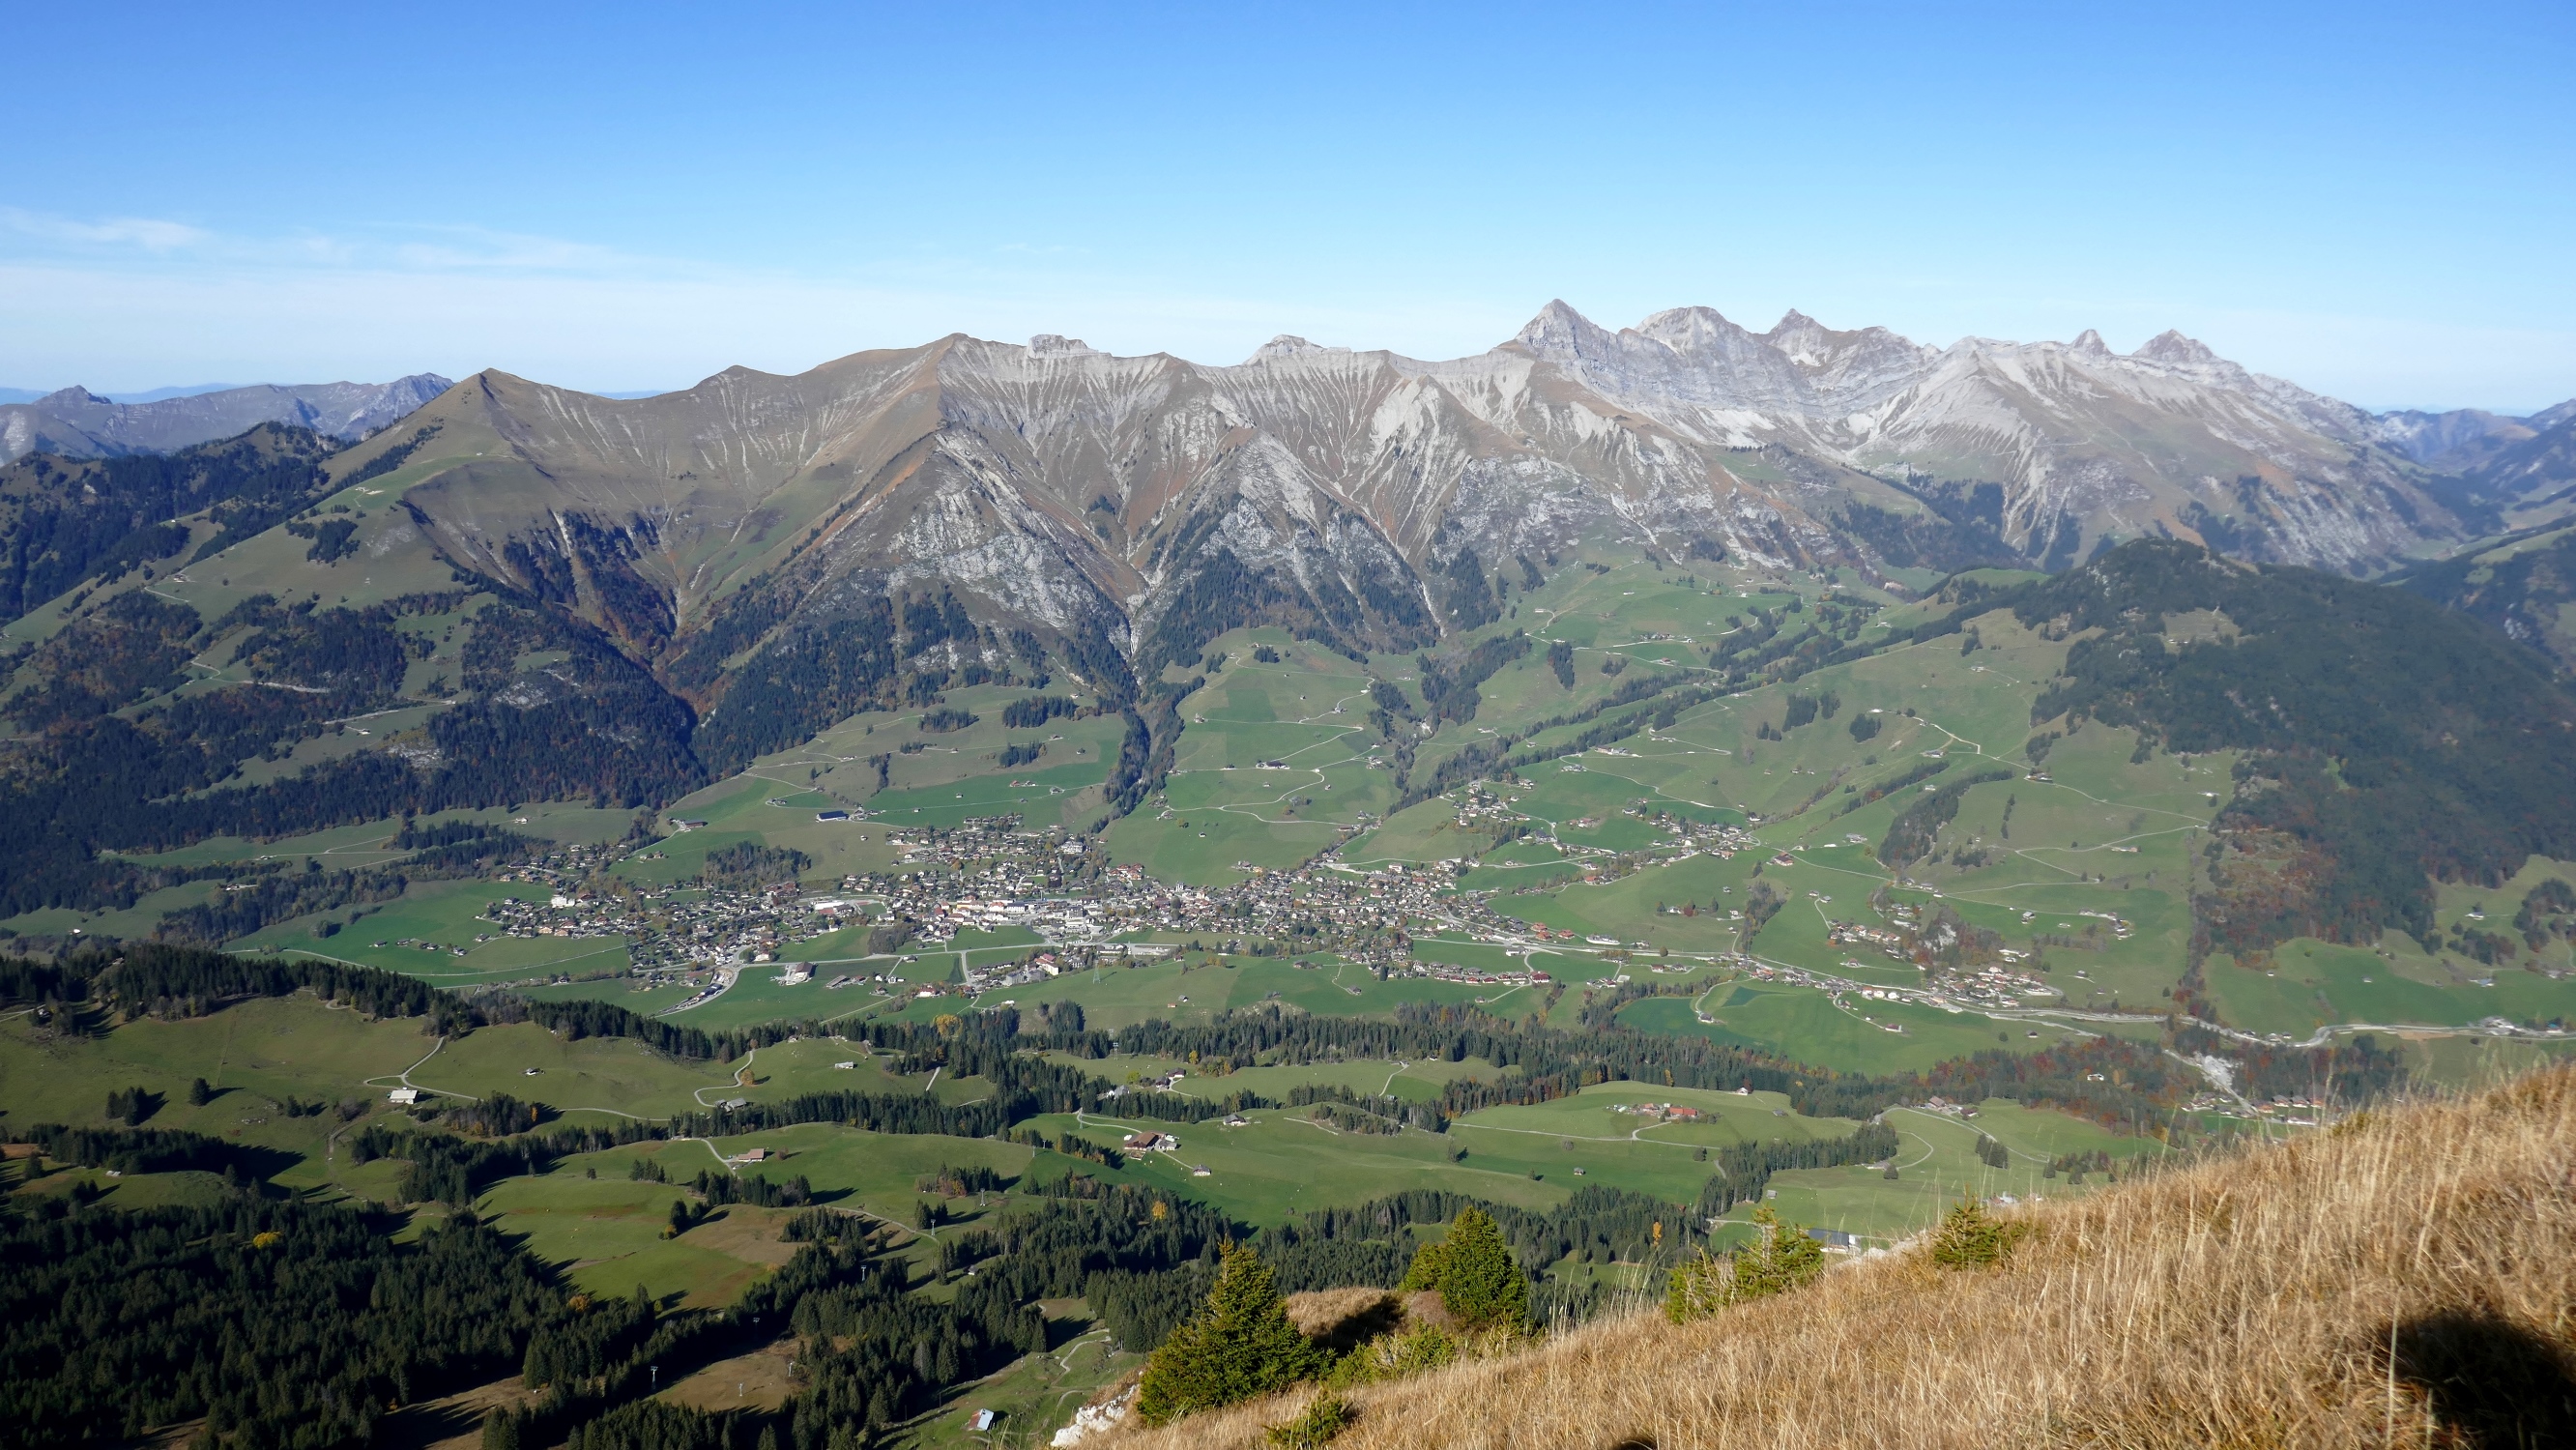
top-left (7, 1), bottom-right (2570, 412)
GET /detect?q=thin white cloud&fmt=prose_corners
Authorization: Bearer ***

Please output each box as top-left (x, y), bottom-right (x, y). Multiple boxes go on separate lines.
top-left (1, 208), bottom-right (211, 251)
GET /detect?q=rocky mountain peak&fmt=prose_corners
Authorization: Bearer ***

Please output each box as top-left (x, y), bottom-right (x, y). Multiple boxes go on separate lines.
top-left (2069, 329), bottom-right (2113, 357)
top-left (1510, 300), bottom-right (1620, 359)
top-left (1028, 334), bottom-right (1106, 360)
top-left (1765, 307), bottom-right (1822, 337)
top-left (1243, 334), bottom-right (1342, 363)
top-left (2132, 330), bottom-right (2222, 366)
top-left (1632, 306), bottom-right (1755, 357)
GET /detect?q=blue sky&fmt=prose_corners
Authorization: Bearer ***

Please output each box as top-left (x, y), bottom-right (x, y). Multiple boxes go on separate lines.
top-left (5, 1), bottom-right (2570, 410)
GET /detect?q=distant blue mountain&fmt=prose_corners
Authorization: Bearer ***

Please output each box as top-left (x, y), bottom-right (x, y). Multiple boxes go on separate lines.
top-left (104, 384), bottom-right (248, 403)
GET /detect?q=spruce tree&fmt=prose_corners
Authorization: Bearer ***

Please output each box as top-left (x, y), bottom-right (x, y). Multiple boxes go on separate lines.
top-left (1135, 1243), bottom-right (1319, 1425)
top-left (1728, 1205), bottom-right (1827, 1300)
top-left (1396, 1237), bottom-right (1451, 1291)
top-left (1434, 1207), bottom-right (1527, 1330)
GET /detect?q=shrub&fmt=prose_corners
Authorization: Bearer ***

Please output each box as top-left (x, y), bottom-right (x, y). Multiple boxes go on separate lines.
top-left (1929, 1199), bottom-right (2034, 1269)
top-left (1265, 1394), bottom-right (1355, 1448)
top-left (1326, 1323), bottom-right (1459, 1388)
top-left (1667, 1206), bottom-right (1827, 1322)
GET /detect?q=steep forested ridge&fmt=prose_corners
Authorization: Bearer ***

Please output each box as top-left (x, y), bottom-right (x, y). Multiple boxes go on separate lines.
top-left (0, 586), bottom-right (700, 928)
top-left (0, 1200), bottom-right (557, 1448)
top-left (0, 424), bottom-right (339, 625)
top-left (2004, 540), bottom-right (2576, 948)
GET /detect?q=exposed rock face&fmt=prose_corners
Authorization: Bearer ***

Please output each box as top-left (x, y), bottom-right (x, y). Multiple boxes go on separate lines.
top-left (319, 306), bottom-right (2570, 704)
top-left (0, 375), bottom-right (452, 461)
top-left (1500, 303), bottom-right (2515, 574)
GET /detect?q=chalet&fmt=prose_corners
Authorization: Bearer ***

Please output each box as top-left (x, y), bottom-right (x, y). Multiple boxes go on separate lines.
top-left (387, 1087), bottom-right (420, 1105)
top-left (1123, 1131), bottom-right (1169, 1151)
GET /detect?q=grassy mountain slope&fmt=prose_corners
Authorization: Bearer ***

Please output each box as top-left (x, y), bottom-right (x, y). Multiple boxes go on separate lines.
top-left (0, 422), bottom-right (341, 624)
top-left (1115, 1064), bottom-right (2576, 1450)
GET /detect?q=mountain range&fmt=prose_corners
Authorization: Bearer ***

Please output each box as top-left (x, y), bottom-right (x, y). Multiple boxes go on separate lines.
top-left (0, 376), bottom-right (453, 463)
top-left (293, 306), bottom-right (2567, 692)
top-left (8, 304), bottom-right (2576, 710)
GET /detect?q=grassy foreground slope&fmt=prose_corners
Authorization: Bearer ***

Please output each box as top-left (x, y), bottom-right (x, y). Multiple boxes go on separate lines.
top-left (1116, 1064), bottom-right (2576, 1450)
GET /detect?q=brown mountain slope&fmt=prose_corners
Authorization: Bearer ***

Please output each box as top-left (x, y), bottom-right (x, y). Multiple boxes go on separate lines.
top-left (321, 331), bottom-right (1838, 700)
top-left (1115, 1065), bottom-right (2576, 1450)
top-left (272, 310), bottom-right (2565, 740)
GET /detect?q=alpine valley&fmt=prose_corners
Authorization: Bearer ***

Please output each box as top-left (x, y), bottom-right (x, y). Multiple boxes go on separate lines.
top-left (9, 304), bottom-right (2576, 1450)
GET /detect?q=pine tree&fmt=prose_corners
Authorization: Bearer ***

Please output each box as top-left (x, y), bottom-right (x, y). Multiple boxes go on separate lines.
top-left (1135, 1243), bottom-right (1320, 1425)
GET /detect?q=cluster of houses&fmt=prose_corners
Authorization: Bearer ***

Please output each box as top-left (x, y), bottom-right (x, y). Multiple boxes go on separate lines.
top-left (1398, 960), bottom-right (1550, 987)
top-left (1608, 1101), bottom-right (1705, 1121)
top-left (1935, 963), bottom-right (2059, 1007)
top-left (1827, 919), bottom-right (1909, 959)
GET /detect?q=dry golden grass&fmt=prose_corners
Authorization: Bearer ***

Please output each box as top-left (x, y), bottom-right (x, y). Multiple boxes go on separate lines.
top-left (1113, 1066), bottom-right (2576, 1449)
top-left (1287, 1289), bottom-right (1403, 1338)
